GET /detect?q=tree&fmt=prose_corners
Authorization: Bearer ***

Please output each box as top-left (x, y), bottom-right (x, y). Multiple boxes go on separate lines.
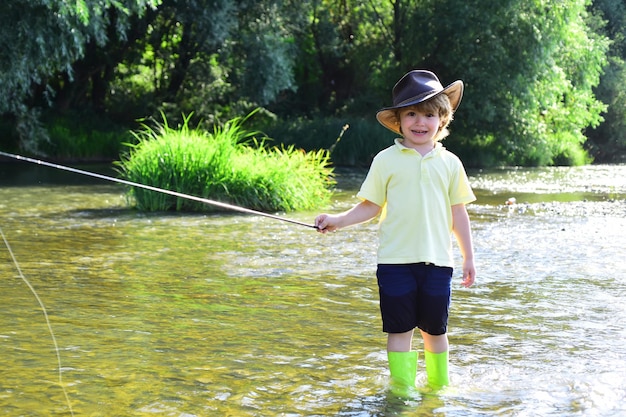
top-left (282, 0), bottom-right (610, 166)
top-left (0, 0), bottom-right (617, 166)
top-left (103, 0), bottom-right (238, 123)
top-left (381, 0), bottom-right (609, 166)
top-left (0, 0), bottom-right (160, 152)
top-left (586, 0), bottom-right (626, 162)
top-left (60, 0), bottom-right (303, 127)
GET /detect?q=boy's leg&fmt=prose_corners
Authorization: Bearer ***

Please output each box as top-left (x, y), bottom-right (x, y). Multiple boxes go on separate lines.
top-left (415, 264), bottom-right (452, 388)
top-left (420, 331), bottom-right (448, 353)
top-left (387, 330), bottom-right (417, 387)
top-left (387, 332), bottom-right (418, 395)
top-left (377, 265), bottom-right (419, 388)
top-left (424, 350), bottom-right (449, 388)
top-left (387, 329), bottom-right (414, 352)
top-left (421, 332), bottom-right (449, 388)
top-left (387, 350), bottom-right (418, 389)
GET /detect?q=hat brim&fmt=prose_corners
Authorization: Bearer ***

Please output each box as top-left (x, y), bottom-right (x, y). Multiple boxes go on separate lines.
top-left (376, 80), bottom-right (464, 135)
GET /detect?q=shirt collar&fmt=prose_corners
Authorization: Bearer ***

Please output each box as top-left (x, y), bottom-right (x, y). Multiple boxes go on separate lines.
top-left (394, 139), bottom-right (444, 157)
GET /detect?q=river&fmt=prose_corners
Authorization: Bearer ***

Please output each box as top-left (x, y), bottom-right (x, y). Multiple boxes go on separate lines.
top-left (0, 162), bottom-right (625, 416)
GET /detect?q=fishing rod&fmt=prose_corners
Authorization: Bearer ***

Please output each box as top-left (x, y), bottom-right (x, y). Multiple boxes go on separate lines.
top-left (0, 151), bottom-right (318, 229)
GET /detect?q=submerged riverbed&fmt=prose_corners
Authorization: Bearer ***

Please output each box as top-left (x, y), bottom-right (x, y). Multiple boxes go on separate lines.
top-left (0, 163), bottom-right (625, 416)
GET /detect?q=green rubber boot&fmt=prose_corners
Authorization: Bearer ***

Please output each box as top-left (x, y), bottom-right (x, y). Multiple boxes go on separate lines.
top-left (387, 351), bottom-right (418, 391)
top-left (424, 350), bottom-right (449, 388)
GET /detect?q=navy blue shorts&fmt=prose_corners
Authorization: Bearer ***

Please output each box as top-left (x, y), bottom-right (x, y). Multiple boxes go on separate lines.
top-left (376, 263), bottom-right (452, 335)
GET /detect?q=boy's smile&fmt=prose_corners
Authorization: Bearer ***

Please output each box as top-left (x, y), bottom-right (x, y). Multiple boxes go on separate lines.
top-left (399, 107), bottom-right (441, 154)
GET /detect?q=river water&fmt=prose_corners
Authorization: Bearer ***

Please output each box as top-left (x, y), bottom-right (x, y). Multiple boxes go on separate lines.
top-left (0, 162), bottom-right (625, 416)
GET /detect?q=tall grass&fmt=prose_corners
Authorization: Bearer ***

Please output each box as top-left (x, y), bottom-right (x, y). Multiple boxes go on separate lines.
top-left (116, 113), bottom-right (335, 212)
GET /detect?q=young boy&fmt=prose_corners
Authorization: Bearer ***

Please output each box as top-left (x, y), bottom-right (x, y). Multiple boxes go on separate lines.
top-left (315, 70), bottom-right (476, 391)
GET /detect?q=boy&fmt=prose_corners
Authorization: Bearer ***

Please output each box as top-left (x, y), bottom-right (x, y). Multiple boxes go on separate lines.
top-left (315, 70), bottom-right (476, 391)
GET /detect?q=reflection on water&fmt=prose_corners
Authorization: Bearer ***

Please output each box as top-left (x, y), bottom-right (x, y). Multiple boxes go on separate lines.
top-left (0, 163), bottom-right (625, 416)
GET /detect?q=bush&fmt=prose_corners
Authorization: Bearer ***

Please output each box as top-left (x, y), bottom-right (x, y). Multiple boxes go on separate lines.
top-left (41, 111), bottom-right (132, 160)
top-left (116, 113), bottom-right (335, 212)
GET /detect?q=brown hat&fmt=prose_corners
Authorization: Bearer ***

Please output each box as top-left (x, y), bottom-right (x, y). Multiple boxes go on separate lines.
top-left (376, 70), bottom-right (464, 134)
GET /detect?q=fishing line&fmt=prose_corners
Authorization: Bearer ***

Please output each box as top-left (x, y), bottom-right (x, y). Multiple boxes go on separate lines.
top-left (0, 227), bottom-right (75, 416)
top-left (0, 151), bottom-right (317, 229)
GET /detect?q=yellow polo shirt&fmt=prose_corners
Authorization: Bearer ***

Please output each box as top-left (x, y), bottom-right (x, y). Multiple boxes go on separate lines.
top-left (357, 139), bottom-right (475, 267)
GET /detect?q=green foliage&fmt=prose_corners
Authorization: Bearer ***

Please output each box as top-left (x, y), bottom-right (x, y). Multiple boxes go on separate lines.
top-left (406, 0), bottom-right (609, 166)
top-left (232, 3), bottom-right (297, 105)
top-left (102, 1), bottom-right (299, 123)
top-left (262, 117), bottom-right (395, 167)
top-left (0, 0), bottom-right (161, 151)
top-left (2, 0), bottom-right (624, 166)
top-left (277, 0), bottom-right (614, 166)
top-left (116, 113), bottom-right (335, 213)
top-left (13, 107), bottom-right (51, 155)
top-left (585, 0), bottom-right (626, 162)
top-left (40, 111), bottom-right (132, 160)
top-left (586, 57), bottom-right (626, 162)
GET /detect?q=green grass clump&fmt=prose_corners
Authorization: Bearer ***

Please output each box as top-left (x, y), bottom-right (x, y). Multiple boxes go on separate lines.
top-left (116, 113), bottom-right (335, 213)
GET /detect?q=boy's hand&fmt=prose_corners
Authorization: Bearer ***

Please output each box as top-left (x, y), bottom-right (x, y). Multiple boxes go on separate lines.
top-left (461, 258), bottom-right (476, 288)
top-left (314, 201), bottom-right (380, 234)
top-left (314, 214), bottom-right (338, 233)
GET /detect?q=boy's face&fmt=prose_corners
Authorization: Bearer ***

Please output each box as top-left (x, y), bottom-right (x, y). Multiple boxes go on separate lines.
top-left (398, 106), bottom-right (442, 152)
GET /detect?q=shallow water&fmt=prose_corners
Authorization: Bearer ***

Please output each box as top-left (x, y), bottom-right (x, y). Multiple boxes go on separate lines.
top-left (0, 163), bottom-right (625, 416)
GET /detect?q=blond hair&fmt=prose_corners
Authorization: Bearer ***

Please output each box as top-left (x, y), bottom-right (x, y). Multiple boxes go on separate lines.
top-left (394, 93), bottom-right (454, 141)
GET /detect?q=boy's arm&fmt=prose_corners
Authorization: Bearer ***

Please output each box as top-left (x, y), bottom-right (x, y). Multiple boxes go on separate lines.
top-left (315, 200), bottom-right (381, 233)
top-left (451, 203), bottom-right (475, 288)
